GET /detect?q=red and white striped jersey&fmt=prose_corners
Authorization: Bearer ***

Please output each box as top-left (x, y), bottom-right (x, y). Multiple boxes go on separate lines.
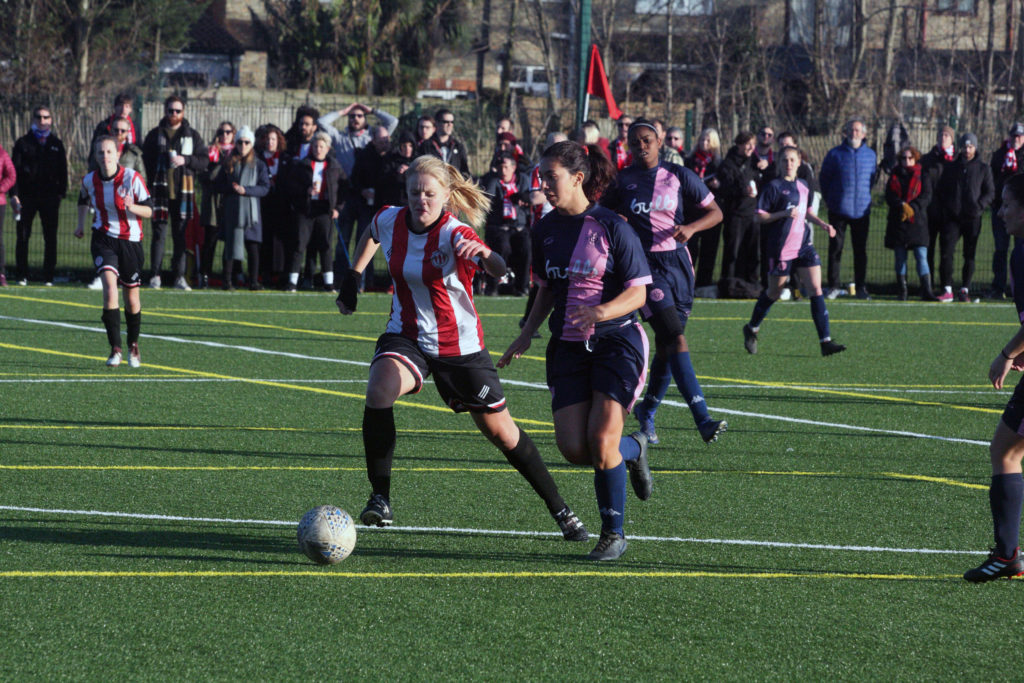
top-left (81, 166), bottom-right (150, 242)
top-left (371, 206), bottom-right (486, 357)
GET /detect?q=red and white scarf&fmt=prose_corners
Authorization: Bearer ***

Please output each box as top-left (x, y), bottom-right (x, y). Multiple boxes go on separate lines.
top-left (692, 149), bottom-right (714, 178)
top-left (1003, 140), bottom-right (1019, 173)
top-left (500, 179), bottom-right (518, 220)
top-left (263, 150), bottom-right (280, 184)
top-left (613, 139), bottom-right (632, 170)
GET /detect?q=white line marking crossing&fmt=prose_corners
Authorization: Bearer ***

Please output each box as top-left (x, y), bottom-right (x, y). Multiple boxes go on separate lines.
top-left (0, 505), bottom-right (984, 556)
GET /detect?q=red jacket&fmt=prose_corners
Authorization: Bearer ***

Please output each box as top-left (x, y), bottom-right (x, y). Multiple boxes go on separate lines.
top-left (0, 144), bottom-right (15, 205)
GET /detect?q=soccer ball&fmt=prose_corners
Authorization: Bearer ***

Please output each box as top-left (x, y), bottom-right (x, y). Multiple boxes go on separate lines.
top-left (297, 505), bottom-right (357, 564)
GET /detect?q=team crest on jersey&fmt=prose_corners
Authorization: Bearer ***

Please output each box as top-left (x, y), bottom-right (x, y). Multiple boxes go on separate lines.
top-left (544, 236), bottom-right (555, 246)
top-left (627, 183), bottom-right (638, 190)
top-left (430, 248), bottom-right (450, 268)
top-left (95, 256), bottom-right (103, 267)
top-left (650, 287), bottom-right (665, 302)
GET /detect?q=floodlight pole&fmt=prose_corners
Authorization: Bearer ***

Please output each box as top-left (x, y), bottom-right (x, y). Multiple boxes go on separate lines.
top-left (575, 0), bottom-right (592, 128)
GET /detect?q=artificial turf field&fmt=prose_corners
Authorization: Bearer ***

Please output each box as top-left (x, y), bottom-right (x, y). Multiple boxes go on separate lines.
top-left (2, 286), bottom-right (1022, 680)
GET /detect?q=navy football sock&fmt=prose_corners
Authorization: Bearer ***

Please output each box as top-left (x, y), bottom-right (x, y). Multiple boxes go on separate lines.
top-left (618, 434), bottom-right (641, 463)
top-left (810, 295), bottom-right (831, 341)
top-left (990, 473), bottom-right (1024, 558)
top-left (363, 406), bottom-right (396, 500)
top-left (668, 351), bottom-right (710, 426)
top-left (749, 292), bottom-right (774, 329)
top-left (101, 308), bottom-right (121, 349)
top-left (594, 462), bottom-right (627, 535)
top-left (501, 428), bottom-right (565, 514)
top-left (640, 357), bottom-right (672, 416)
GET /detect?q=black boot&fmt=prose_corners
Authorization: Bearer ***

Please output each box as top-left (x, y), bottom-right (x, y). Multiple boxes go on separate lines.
top-left (897, 275), bottom-right (908, 301)
top-left (919, 273), bottom-right (938, 301)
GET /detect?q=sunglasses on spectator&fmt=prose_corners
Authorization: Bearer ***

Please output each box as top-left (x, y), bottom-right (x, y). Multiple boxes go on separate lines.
top-left (166, 108), bottom-right (182, 114)
top-left (238, 140), bottom-right (252, 145)
top-left (349, 113), bottom-right (365, 118)
top-left (440, 119), bottom-right (455, 124)
top-left (759, 131), bottom-right (773, 137)
top-left (901, 155), bottom-right (914, 160)
top-left (218, 129), bottom-right (234, 135)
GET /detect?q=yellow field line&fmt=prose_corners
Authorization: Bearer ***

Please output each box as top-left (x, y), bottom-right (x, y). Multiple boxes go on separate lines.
top-left (703, 374), bottom-right (1001, 414)
top-left (0, 464), bottom-right (986, 491)
top-left (0, 569), bottom-right (961, 580)
top-left (0, 342), bottom-right (555, 427)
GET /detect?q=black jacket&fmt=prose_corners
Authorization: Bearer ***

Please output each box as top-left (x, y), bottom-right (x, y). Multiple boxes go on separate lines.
top-left (884, 163), bottom-right (932, 249)
top-left (418, 135), bottom-right (471, 176)
top-left (12, 131), bottom-right (68, 199)
top-left (286, 155), bottom-right (343, 217)
top-left (920, 146), bottom-right (956, 221)
top-left (989, 144), bottom-right (1024, 210)
top-left (141, 117), bottom-right (209, 191)
top-left (937, 154), bottom-right (995, 220)
top-left (480, 170), bottom-right (529, 230)
top-left (716, 147), bottom-right (760, 217)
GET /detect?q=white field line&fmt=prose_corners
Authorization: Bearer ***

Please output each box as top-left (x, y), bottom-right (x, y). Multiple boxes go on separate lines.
top-left (1, 314), bottom-right (988, 446)
top-left (0, 505), bottom-right (984, 556)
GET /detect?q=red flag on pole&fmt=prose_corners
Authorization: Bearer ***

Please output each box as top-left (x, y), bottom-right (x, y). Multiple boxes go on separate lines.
top-left (586, 44), bottom-right (622, 121)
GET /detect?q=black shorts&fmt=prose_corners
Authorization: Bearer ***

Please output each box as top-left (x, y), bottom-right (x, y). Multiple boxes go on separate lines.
top-left (546, 322), bottom-right (650, 413)
top-left (1002, 374), bottom-right (1024, 435)
top-left (371, 333), bottom-right (507, 413)
top-left (91, 231), bottom-right (144, 287)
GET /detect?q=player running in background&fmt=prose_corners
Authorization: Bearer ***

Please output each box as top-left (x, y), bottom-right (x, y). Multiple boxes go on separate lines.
top-left (602, 118), bottom-right (727, 446)
top-left (75, 136), bottom-right (153, 367)
top-left (964, 173), bottom-right (1024, 582)
top-left (742, 146), bottom-right (845, 356)
top-left (336, 155), bottom-right (588, 542)
top-left (499, 141), bottom-right (653, 561)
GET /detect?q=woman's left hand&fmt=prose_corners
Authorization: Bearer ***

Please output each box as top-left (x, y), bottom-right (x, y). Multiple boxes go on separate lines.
top-left (455, 236), bottom-right (489, 263)
top-left (233, 183), bottom-right (246, 195)
top-left (567, 304), bottom-right (599, 331)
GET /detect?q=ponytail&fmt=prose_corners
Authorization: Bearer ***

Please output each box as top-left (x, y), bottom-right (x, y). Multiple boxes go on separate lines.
top-left (407, 155), bottom-right (489, 229)
top-left (541, 140), bottom-right (615, 203)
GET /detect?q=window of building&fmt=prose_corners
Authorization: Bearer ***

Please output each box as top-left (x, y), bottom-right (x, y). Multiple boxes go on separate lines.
top-left (934, 0), bottom-right (977, 14)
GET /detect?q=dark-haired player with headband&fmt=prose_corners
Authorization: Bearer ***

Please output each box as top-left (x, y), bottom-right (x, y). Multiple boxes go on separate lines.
top-left (602, 117), bottom-right (727, 446)
top-left (500, 141), bottom-right (653, 561)
top-left (964, 173), bottom-right (1024, 582)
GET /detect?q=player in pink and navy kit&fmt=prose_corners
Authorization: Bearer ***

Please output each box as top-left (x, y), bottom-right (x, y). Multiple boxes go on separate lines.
top-left (337, 155), bottom-right (588, 542)
top-left (602, 118), bottom-right (727, 446)
top-left (500, 141), bottom-right (653, 561)
top-left (743, 147), bottom-right (845, 356)
top-left (75, 136), bottom-right (153, 368)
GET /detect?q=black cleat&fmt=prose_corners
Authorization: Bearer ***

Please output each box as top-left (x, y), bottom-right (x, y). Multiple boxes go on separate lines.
top-left (743, 324), bottom-right (758, 354)
top-left (625, 431), bottom-right (652, 501)
top-left (588, 531), bottom-right (627, 561)
top-left (964, 547), bottom-right (1023, 583)
top-left (820, 339), bottom-right (846, 356)
top-left (698, 419), bottom-right (727, 444)
top-left (359, 493), bottom-right (393, 527)
top-left (553, 507), bottom-right (589, 541)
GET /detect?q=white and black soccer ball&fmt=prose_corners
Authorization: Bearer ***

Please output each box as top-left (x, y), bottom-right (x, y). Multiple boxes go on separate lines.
top-left (297, 505), bottom-right (357, 564)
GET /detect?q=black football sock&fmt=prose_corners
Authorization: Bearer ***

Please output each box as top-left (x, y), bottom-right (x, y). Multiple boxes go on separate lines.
top-left (125, 309), bottom-right (141, 347)
top-left (363, 406), bottom-right (396, 500)
top-left (991, 473), bottom-right (1024, 558)
top-left (101, 308), bottom-right (121, 349)
top-left (501, 427), bottom-right (565, 515)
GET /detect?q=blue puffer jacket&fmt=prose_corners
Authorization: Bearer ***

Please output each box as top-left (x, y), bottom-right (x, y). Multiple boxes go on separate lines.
top-left (819, 141), bottom-right (877, 219)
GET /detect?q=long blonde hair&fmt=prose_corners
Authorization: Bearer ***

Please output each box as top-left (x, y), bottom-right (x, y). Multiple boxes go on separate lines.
top-left (406, 155), bottom-right (488, 229)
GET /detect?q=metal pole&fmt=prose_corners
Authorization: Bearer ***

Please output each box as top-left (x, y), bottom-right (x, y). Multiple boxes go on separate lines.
top-left (575, 0), bottom-right (591, 128)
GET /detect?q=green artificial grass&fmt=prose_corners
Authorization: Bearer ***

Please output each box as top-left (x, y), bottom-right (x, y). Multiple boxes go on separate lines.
top-left (1, 286), bottom-right (1021, 680)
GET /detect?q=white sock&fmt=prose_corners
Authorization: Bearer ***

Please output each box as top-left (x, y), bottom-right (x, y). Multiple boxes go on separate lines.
top-left (289, 272), bottom-right (299, 285)
top-left (323, 272), bottom-right (334, 285)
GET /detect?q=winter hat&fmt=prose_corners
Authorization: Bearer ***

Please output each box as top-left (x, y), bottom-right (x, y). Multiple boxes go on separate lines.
top-left (939, 125), bottom-right (955, 143)
top-left (1010, 122), bottom-right (1024, 137)
top-left (959, 132), bottom-right (978, 148)
top-left (236, 126), bottom-right (255, 143)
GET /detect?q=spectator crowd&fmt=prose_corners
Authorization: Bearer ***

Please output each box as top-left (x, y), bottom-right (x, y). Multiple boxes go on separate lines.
top-left (1, 92), bottom-right (1020, 303)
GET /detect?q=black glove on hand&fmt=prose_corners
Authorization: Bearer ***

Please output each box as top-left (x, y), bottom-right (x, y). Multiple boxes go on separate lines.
top-left (339, 269), bottom-right (360, 311)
